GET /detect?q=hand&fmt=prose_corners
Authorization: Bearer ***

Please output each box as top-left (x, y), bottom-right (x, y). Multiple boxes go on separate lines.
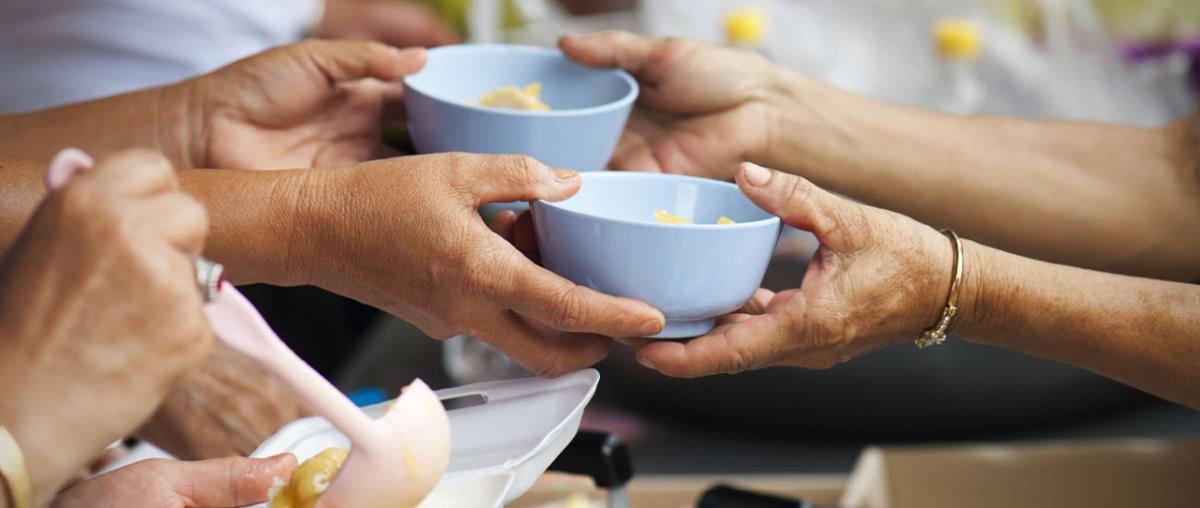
top-left (0, 149), bottom-right (211, 502)
top-left (559, 32), bottom-right (781, 180)
top-left (632, 163), bottom-right (957, 377)
top-left (317, 0), bottom-right (459, 48)
top-left (51, 454), bottom-right (297, 508)
top-left (294, 153), bottom-right (666, 377)
top-left (169, 40), bottom-right (427, 170)
top-left (137, 342), bottom-right (309, 460)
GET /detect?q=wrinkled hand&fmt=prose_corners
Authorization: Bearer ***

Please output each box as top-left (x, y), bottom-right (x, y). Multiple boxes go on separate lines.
top-left (633, 163), bottom-right (955, 378)
top-left (560, 32), bottom-right (778, 179)
top-left (317, 0), bottom-right (459, 48)
top-left (51, 454), bottom-right (297, 508)
top-left (296, 153), bottom-right (666, 377)
top-left (170, 40), bottom-right (427, 170)
top-left (0, 149), bottom-right (210, 502)
top-left (137, 342), bottom-right (309, 460)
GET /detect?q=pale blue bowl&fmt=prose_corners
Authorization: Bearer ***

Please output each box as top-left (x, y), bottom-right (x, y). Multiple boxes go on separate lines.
top-left (404, 44), bottom-right (638, 171)
top-left (532, 172), bottom-right (782, 339)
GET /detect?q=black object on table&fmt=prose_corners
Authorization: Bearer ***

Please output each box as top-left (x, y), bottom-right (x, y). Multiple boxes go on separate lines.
top-left (548, 430), bottom-right (634, 507)
top-left (698, 485), bottom-right (811, 508)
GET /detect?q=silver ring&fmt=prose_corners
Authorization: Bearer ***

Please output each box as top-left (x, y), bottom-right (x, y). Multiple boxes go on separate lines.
top-left (193, 257), bottom-right (225, 303)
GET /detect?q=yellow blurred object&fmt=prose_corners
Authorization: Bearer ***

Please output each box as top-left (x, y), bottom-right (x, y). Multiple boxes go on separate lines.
top-left (717, 216), bottom-right (736, 224)
top-left (269, 448), bottom-right (350, 508)
top-left (655, 209), bottom-right (691, 224)
top-left (724, 7), bottom-right (767, 47)
top-left (934, 18), bottom-right (982, 60)
top-left (475, 82), bottom-right (551, 111)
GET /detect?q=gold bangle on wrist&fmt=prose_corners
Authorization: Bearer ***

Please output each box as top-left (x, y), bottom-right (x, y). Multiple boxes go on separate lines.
top-left (914, 229), bottom-right (964, 349)
top-left (0, 426), bottom-right (31, 508)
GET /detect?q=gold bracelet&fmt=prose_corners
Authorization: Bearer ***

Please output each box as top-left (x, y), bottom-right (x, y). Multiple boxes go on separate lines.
top-left (914, 229), bottom-right (964, 349)
top-left (0, 426), bottom-right (31, 508)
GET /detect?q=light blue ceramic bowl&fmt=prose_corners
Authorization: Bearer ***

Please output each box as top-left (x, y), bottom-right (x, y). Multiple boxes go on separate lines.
top-left (404, 44), bottom-right (638, 171)
top-left (532, 172), bottom-right (782, 339)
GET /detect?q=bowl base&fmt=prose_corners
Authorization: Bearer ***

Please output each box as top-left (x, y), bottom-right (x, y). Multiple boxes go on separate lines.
top-left (646, 319), bottom-right (716, 339)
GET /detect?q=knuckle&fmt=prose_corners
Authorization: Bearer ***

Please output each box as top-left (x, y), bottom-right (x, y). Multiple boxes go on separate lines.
top-left (548, 286), bottom-right (588, 331)
top-left (502, 155), bottom-right (544, 188)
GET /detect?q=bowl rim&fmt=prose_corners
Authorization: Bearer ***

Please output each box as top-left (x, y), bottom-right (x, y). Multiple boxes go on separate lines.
top-left (533, 172), bottom-right (783, 231)
top-left (403, 44), bottom-right (640, 118)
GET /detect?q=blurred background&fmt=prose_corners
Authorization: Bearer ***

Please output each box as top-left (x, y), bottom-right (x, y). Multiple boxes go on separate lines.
top-left (296, 0), bottom-right (1200, 487)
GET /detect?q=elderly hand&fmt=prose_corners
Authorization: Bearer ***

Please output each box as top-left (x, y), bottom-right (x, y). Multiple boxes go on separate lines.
top-left (165, 40), bottom-right (428, 170)
top-left (632, 163), bottom-right (958, 377)
top-left (51, 454), bottom-right (298, 508)
top-left (317, 0), bottom-right (459, 48)
top-left (0, 149), bottom-right (211, 503)
top-left (286, 153), bottom-right (666, 377)
top-left (559, 32), bottom-right (786, 179)
top-left (137, 343), bottom-right (308, 460)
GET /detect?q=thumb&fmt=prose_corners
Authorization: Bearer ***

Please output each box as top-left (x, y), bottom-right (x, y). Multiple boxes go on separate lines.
top-left (559, 31), bottom-right (654, 74)
top-left (735, 162), bottom-right (860, 251)
top-left (168, 454), bottom-right (298, 507)
top-left (459, 154), bottom-right (582, 205)
top-left (296, 40), bottom-right (427, 83)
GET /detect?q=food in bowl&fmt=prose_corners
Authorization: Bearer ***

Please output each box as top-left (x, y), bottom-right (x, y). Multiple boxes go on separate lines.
top-left (269, 447), bottom-right (348, 508)
top-left (473, 82), bottom-right (551, 111)
top-left (655, 209), bottom-right (737, 225)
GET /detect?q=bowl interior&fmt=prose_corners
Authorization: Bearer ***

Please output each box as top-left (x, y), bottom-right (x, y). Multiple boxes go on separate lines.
top-left (405, 45), bottom-right (635, 112)
top-left (545, 172), bottom-right (776, 226)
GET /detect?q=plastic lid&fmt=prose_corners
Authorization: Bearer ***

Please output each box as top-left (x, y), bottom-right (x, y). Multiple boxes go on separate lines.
top-left (934, 18), bottom-right (982, 60)
top-left (725, 7), bottom-right (767, 46)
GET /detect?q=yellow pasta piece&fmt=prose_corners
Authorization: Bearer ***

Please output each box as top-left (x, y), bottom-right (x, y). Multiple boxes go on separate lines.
top-left (717, 216), bottom-right (736, 224)
top-left (655, 209), bottom-right (691, 224)
top-left (476, 82), bottom-right (551, 111)
top-left (269, 447), bottom-right (350, 508)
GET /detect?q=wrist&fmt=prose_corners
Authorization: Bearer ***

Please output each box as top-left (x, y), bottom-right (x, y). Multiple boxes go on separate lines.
top-left (157, 80), bottom-right (206, 169)
top-left (757, 66), bottom-right (847, 175)
top-left (952, 239), bottom-right (1009, 343)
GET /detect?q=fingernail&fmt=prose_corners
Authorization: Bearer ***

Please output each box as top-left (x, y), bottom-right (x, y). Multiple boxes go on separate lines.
top-left (640, 316), bottom-right (665, 336)
top-left (553, 169), bottom-right (579, 182)
top-left (637, 356), bottom-right (657, 370)
top-left (741, 163), bottom-right (771, 186)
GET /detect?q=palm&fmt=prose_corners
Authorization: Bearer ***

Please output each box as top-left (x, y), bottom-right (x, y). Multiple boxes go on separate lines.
top-left (190, 40), bottom-right (423, 170)
top-left (614, 104), bottom-right (767, 179)
top-left (598, 38), bottom-right (773, 179)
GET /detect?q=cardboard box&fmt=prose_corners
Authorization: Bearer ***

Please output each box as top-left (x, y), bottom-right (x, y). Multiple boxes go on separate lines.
top-left (842, 439), bottom-right (1200, 508)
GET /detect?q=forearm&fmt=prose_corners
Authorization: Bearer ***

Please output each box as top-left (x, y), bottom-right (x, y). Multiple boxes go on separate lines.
top-left (958, 240), bottom-right (1200, 409)
top-left (763, 70), bottom-right (1200, 281)
top-left (0, 158), bottom-right (310, 286)
top-left (0, 85), bottom-right (194, 169)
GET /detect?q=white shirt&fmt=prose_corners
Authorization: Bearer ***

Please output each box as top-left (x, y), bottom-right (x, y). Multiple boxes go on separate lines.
top-left (0, 0), bottom-right (323, 114)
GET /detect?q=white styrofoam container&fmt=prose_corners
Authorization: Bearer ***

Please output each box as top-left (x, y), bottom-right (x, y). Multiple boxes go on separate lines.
top-left (249, 369), bottom-right (601, 507)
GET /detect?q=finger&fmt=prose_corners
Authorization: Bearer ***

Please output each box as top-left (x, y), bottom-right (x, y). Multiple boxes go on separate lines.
top-left (162, 454), bottom-right (298, 507)
top-left (498, 250), bottom-right (665, 338)
top-left (453, 154), bottom-right (582, 205)
top-left (509, 211), bottom-right (540, 263)
top-left (738, 288), bottom-right (776, 315)
top-left (635, 309), bottom-right (800, 378)
top-left (559, 31), bottom-right (655, 75)
top-left (490, 312), bottom-right (611, 378)
top-left (735, 162), bottom-right (859, 251)
top-left (299, 40), bottom-right (427, 83)
top-left (488, 210), bottom-right (519, 237)
top-left (137, 193), bottom-right (210, 256)
top-left (78, 148), bottom-right (178, 197)
top-left (45, 147), bottom-right (94, 190)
